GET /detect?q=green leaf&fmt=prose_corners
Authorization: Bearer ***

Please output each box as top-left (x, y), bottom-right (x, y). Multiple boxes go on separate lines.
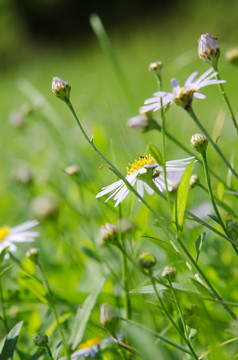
top-left (148, 145), bottom-right (163, 164)
top-left (0, 247), bottom-right (9, 264)
top-left (130, 282), bottom-right (201, 295)
top-left (216, 182), bottom-right (224, 202)
top-left (208, 214), bottom-right (220, 225)
top-left (195, 232), bottom-right (206, 263)
top-left (18, 275), bottom-right (47, 303)
top-left (0, 321), bottom-right (23, 360)
top-left (69, 278), bottom-right (106, 350)
top-left (173, 160), bottom-right (194, 232)
top-left (142, 236), bottom-right (177, 255)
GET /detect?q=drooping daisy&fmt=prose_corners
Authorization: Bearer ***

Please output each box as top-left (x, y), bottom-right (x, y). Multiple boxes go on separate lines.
top-left (60, 336), bottom-right (115, 359)
top-left (140, 68), bottom-right (225, 112)
top-left (96, 155), bottom-right (195, 207)
top-left (0, 220), bottom-right (39, 256)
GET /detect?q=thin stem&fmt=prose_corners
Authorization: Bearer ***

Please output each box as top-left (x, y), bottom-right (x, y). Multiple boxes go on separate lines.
top-left (37, 263), bottom-right (70, 360)
top-left (213, 63), bottom-right (238, 133)
top-left (176, 236), bottom-right (237, 320)
top-left (45, 344), bottom-right (54, 360)
top-left (202, 152), bottom-right (238, 255)
top-left (186, 107), bottom-right (238, 179)
top-left (120, 317), bottom-right (193, 356)
top-left (0, 279), bottom-right (9, 332)
top-left (151, 276), bottom-right (198, 359)
top-left (153, 121), bottom-right (232, 190)
top-left (167, 277), bottom-right (188, 339)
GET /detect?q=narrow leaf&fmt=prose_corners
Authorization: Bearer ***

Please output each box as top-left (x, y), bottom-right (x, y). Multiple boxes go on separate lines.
top-left (142, 236), bottom-right (177, 255)
top-left (208, 214), bottom-right (220, 225)
top-left (130, 282), bottom-right (201, 295)
top-left (69, 278), bottom-right (106, 349)
top-left (0, 321), bottom-right (23, 360)
top-left (195, 232), bottom-right (206, 263)
top-left (173, 160), bottom-right (194, 232)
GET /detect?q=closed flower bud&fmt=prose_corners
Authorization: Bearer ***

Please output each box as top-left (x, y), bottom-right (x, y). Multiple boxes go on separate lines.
top-left (161, 265), bottom-right (176, 281)
top-left (98, 223), bottom-right (119, 246)
top-left (226, 213), bottom-right (238, 240)
top-left (190, 134), bottom-right (208, 155)
top-left (34, 334), bottom-right (48, 347)
top-left (198, 33), bottom-right (220, 67)
top-left (65, 164), bottom-right (80, 176)
top-left (148, 61), bottom-right (163, 75)
top-left (189, 174), bottom-right (199, 189)
top-left (138, 252), bottom-right (156, 271)
top-left (127, 113), bottom-right (155, 133)
top-left (26, 247), bottom-right (40, 264)
top-left (100, 303), bottom-right (118, 335)
top-left (31, 195), bottom-right (60, 220)
top-left (52, 77), bottom-right (71, 102)
top-left (225, 47), bottom-right (238, 67)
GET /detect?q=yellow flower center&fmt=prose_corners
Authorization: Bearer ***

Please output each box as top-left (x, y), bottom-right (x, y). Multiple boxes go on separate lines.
top-left (78, 336), bottom-right (102, 349)
top-left (126, 154), bottom-right (156, 175)
top-left (174, 88), bottom-right (195, 108)
top-left (0, 226), bottom-right (10, 242)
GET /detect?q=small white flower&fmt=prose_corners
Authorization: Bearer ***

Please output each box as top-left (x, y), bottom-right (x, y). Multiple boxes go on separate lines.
top-left (0, 220), bottom-right (39, 256)
top-left (96, 155), bottom-right (195, 207)
top-left (140, 68), bottom-right (226, 112)
top-left (59, 336), bottom-right (115, 359)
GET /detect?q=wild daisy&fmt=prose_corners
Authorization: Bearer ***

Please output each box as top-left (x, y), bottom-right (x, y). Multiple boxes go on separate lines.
top-left (60, 336), bottom-right (115, 359)
top-left (96, 155), bottom-right (195, 207)
top-left (0, 220), bottom-right (39, 256)
top-left (140, 68), bottom-right (226, 112)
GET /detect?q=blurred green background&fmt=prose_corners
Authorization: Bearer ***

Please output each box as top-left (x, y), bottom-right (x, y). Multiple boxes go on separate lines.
top-left (1, 0), bottom-right (238, 355)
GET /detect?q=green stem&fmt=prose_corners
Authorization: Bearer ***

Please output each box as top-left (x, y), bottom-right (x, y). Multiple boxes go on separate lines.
top-left (157, 76), bottom-right (172, 212)
top-left (121, 317), bottom-right (193, 356)
top-left (37, 263), bottom-right (70, 360)
top-left (0, 279), bottom-right (9, 333)
top-left (176, 236), bottom-right (237, 320)
top-left (45, 344), bottom-right (54, 360)
top-left (167, 277), bottom-right (188, 339)
top-left (213, 64), bottom-right (238, 133)
top-left (202, 153), bottom-right (238, 255)
top-left (186, 107), bottom-right (238, 179)
top-left (153, 120), bottom-right (231, 190)
top-left (151, 276), bottom-right (198, 359)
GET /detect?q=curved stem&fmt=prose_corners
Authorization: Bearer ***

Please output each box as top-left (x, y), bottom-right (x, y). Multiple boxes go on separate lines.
top-left (151, 276), bottom-right (198, 359)
top-left (213, 64), bottom-right (238, 133)
top-left (186, 107), bottom-right (238, 179)
top-left (37, 263), bottom-right (70, 360)
top-left (153, 121), bottom-right (232, 190)
top-left (202, 153), bottom-right (238, 255)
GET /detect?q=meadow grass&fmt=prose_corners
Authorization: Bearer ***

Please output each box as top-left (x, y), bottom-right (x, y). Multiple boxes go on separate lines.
top-left (0, 2), bottom-right (238, 359)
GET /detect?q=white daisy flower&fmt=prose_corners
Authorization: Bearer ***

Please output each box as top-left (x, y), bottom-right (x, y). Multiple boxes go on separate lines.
top-left (0, 220), bottom-right (39, 256)
top-left (60, 336), bottom-right (114, 359)
top-left (140, 68), bottom-right (226, 112)
top-left (96, 155), bottom-right (195, 207)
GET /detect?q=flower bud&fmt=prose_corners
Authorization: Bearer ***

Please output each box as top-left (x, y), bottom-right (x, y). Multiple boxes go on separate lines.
top-left (148, 61), bottom-right (163, 76)
top-left (34, 334), bottom-right (48, 347)
top-left (52, 77), bottom-right (71, 102)
top-left (226, 213), bottom-right (238, 240)
top-left (127, 114), bottom-right (151, 133)
top-left (65, 164), bottom-right (80, 176)
top-left (198, 33), bottom-right (220, 67)
top-left (189, 174), bottom-right (200, 189)
top-left (161, 265), bottom-right (176, 281)
top-left (138, 252), bottom-right (156, 271)
top-left (31, 195), bottom-right (60, 220)
top-left (225, 47), bottom-right (238, 67)
top-left (26, 248), bottom-right (40, 264)
top-left (100, 303), bottom-right (118, 335)
top-left (98, 223), bottom-right (119, 246)
top-left (16, 166), bottom-right (33, 185)
top-left (190, 134), bottom-right (208, 155)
